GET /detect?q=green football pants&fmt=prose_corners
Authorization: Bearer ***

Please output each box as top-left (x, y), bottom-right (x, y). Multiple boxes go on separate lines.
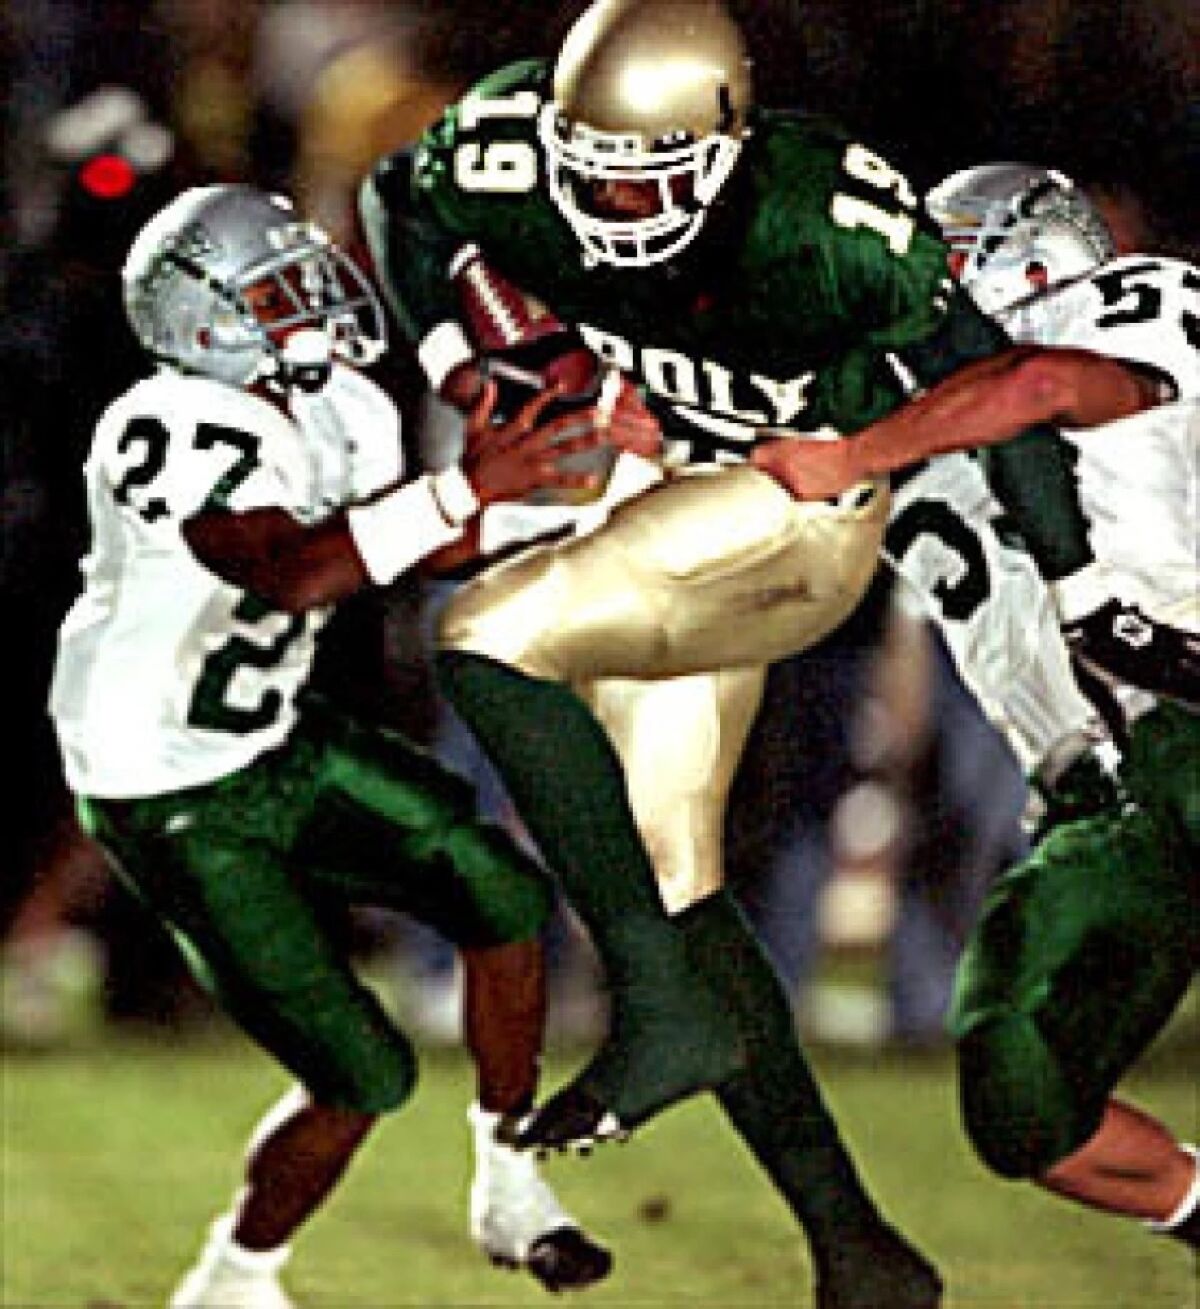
top-left (950, 704), bottom-right (1200, 1176)
top-left (82, 707), bottom-right (553, 1112)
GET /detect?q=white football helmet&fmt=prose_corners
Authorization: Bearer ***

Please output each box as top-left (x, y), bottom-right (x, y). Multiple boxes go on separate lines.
top-left (926, 163), bottom-right (1116, 315)
top-left (122, 184), bottom-right (386, 388)
top-left (539, 0), bottom-right (753, 268)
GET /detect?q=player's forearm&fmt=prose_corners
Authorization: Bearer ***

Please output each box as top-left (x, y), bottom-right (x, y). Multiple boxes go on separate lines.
top-left (184, 508), bottom-right (371, 611)
top-left (184, 471), bottom-right (479, 611)
top-left (844, 345), bottom-right (1161, 480)
top-left (420, 519), bottom-right (484, 575)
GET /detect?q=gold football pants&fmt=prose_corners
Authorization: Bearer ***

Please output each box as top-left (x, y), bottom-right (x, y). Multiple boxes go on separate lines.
top-left (440, 465), bottom-right (889, 912)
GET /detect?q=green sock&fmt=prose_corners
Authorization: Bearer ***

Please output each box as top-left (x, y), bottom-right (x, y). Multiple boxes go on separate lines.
top-left (977, 423), bottom-right (1092, 581)
top-left (679, 891), bottom-right (890, 1257)
top-left (437, 651), bottom-right (670, 925)
top-left (437, 651), bottom-right (740, 1116)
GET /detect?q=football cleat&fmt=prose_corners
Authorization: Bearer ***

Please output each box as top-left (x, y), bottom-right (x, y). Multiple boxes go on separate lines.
top-left (815, 1223), bottom-right (943, 1309)
top-left (169, 1214), bottom-right (296, 1309)
top-left (515, 1006), bottom-right (743, 1154)
top-left (1062, 598), bottom-right (1200, 711)
top-left (1166, 1206), bottom-right (1200, 1251)
top-left (524, 1228), bottom-right (615, 1292)
top-left (469, 1103), bottom-right (614, 1292)
top-left (516, 1085), bottom-right (631, 1156)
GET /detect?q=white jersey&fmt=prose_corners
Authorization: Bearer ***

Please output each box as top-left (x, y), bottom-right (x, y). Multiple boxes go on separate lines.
top-left (1001, 254), bottom-right (1200, 630)
top-left (49, 365), bottom-right (402, 798)
top-left (884, 453), bottom-right (1099, 777)
top-left (886, 254), bottom-right (1200, 777)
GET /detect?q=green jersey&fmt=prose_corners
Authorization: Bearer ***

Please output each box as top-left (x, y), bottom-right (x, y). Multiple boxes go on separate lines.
top-left (363, 59), bottom-right (1001, 464)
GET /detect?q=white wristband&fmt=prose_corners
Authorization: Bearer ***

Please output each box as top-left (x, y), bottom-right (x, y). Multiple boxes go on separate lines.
top-left (430, 464), bottom-right (480, 526)
top-left (417, 320), bottom-right (475, 391)
top-left (346, 475), bottom-right (464, 585)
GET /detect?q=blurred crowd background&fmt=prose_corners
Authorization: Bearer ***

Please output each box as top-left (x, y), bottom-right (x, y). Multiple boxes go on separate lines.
top-left (2, 0), bottom-right (1197, 1051)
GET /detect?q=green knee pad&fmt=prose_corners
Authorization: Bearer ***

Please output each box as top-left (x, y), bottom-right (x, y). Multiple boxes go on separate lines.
top-left (248, 989), bottom-right (419, 1115)
top-left (957, 1014), bottom-right (1094, 1178)
top-left (433, 820), bottom-right (555, 946)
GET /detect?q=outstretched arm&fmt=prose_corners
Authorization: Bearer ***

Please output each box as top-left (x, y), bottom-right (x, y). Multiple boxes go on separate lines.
top-left (751, 345), bottom-right (1164, 501)
top-left (184, 382), bottom-right (616, 608)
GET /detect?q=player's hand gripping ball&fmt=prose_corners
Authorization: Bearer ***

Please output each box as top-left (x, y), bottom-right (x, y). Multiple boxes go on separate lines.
top-left (451, 244), bottom-right (659, 504)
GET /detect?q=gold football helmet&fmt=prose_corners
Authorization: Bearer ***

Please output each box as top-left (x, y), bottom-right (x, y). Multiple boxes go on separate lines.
top-left (540, 0), bottom-right (753, 268)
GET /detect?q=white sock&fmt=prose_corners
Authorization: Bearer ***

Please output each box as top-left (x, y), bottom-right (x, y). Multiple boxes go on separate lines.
top-left (209, 1212), bottom-right (291, 1276)
top-left (468, 1101), bottom-right (575, 1256)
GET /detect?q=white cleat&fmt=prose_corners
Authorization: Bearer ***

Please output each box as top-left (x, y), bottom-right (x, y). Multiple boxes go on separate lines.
top-left (169, 1214), bottom-right (296, 1309)
top-left (468, 1102), bottom-right (613, 1292)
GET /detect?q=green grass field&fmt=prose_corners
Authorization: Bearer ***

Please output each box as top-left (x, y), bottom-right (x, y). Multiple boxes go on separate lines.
top-left (3, 1016), bottom-right (1197, 1309)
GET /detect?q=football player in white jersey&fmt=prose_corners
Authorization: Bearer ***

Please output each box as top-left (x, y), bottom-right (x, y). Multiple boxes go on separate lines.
top-left (754, 164), bottom-right (1199, 707)
top-left (753, 165), bottom-right (1200, 1253)
top-left (47, 184), bottom-right (632, 1306)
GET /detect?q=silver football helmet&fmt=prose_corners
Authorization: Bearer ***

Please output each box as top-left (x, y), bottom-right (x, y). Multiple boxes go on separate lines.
top-left (122, 184), bottom-right (386, 388)
top-left (539, 0), bottom-right (753, 268)
top-left (925, 163), bottom-right (1116, 315)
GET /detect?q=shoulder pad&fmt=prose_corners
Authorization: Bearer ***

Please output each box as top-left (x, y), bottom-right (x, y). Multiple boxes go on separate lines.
top-left (134, 372), bottom-right (280, 433)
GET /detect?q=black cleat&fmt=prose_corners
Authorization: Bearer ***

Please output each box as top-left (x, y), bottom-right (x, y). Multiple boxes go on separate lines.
top-left (816, 1224), bottom-right (943, 1309)
top-left (525, 1226), bottom-right (614, 1293)
top-left (517, 1085), bottom-right (631, 1155)
top-left (1064, 599), bottom-right (1200, 710)
top-left (1163, 1200), bottom-right (1200, 1252)
top-left (516, 1014), bottom-right (743, 1154)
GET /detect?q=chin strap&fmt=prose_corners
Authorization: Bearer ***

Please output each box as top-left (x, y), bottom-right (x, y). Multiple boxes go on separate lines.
top-left (277, 327), bottom-right (334, 392)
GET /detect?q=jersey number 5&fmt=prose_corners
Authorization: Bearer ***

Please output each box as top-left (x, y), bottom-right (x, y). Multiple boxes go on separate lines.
top-left (885, 496), bottom-right (991, 621)
top-left (1094, 260), bottom-right (1200, 349)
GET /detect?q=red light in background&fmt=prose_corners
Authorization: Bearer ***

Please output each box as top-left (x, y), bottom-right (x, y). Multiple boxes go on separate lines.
top-left (78, 153), bottom-right (137, 200)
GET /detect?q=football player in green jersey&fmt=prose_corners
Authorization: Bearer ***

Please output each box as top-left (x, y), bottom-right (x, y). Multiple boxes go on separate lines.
top-left (48, 184), bottom-right (630, 1307)
top-left (358, 3), bottom-right (949, 1304)
top-left (359, 4), bottom-right (1085, 1304)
